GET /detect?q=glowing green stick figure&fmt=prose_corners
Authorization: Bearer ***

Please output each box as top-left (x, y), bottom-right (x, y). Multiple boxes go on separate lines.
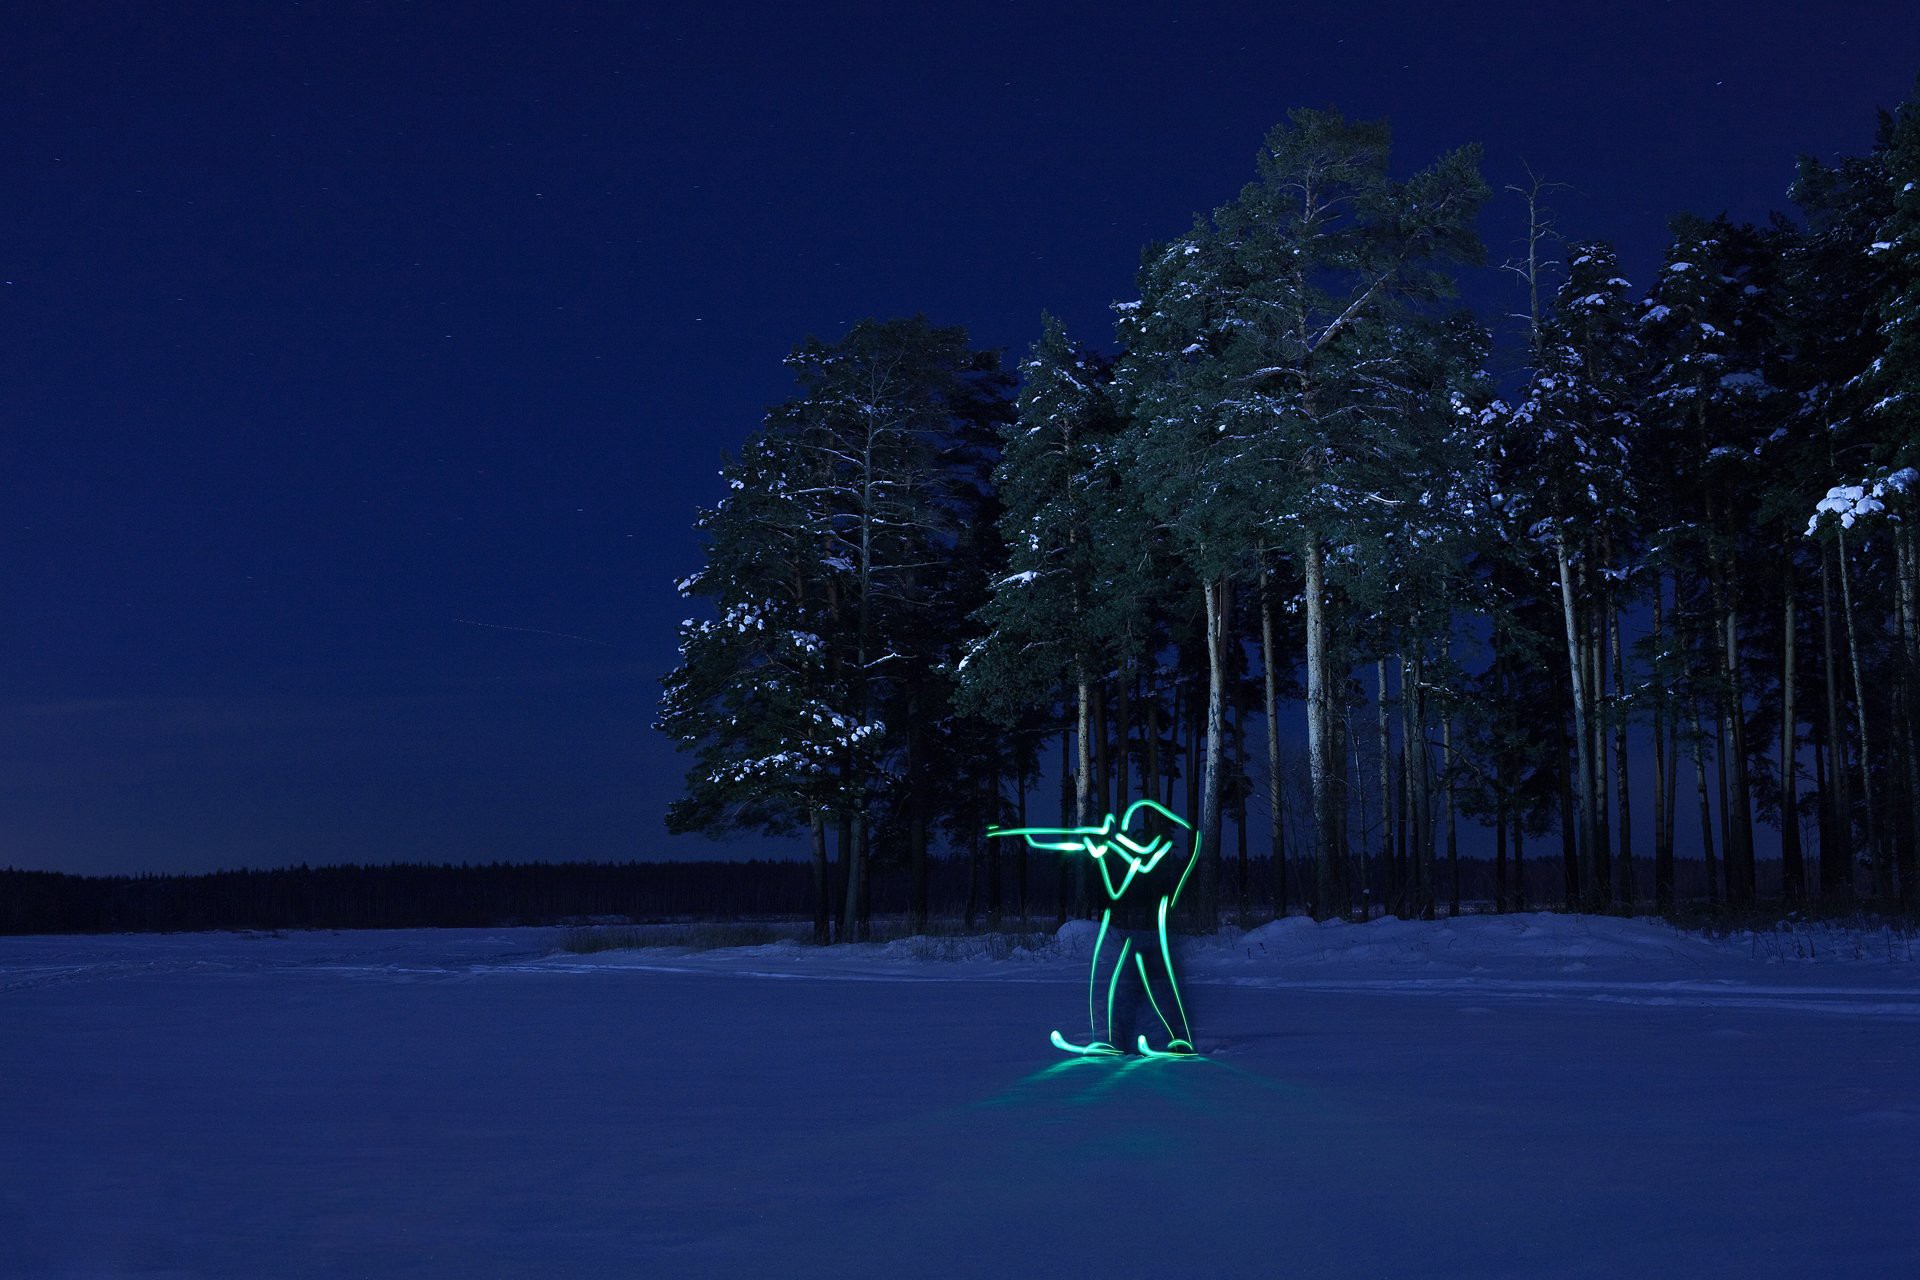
top-left (989, 798), bottom-right (1198, 1059)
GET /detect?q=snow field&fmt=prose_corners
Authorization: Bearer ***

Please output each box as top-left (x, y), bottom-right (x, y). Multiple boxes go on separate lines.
top-left (2, 914), bottom-right (1915, 1278)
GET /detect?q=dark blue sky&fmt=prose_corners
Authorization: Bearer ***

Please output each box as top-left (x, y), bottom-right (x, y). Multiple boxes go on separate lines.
top-left (4, 1), bottom-right (1917, 874)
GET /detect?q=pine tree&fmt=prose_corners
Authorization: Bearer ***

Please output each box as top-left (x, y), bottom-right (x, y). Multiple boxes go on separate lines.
top-left (1116, 109), bottom-right (1487, 921)
top-left (1509, 241), bottom-right (1641, 908)
top-left (667, 317), bottom-right (1010, 939)
top-left (660, 429), bottom-right (870, 943)
top-left (1640, 217), bottom-right (1791, 906)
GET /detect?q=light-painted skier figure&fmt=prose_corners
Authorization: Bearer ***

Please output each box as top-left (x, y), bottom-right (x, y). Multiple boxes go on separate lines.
top-left (988, 798), bottom-right (1198, 1058)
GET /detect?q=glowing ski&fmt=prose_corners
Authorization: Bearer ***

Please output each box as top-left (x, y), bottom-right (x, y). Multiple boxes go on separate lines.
top-left (1135, 1035), bottom-right (1199, 1059)
top-left (1050, 1030), bottom-right (1124, 1056)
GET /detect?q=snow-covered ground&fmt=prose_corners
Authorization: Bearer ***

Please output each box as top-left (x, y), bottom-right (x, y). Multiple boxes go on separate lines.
top-left (3, 914), bottom-right (1916, 1278)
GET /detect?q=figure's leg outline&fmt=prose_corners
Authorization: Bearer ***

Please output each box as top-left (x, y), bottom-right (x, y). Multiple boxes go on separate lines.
top-left (1157, 896), bottom-right (1193, 1046)
top-left (1088, 907), bottom-right (1111, 1042)
top-left (1132, 949), bottom-right (1179, 1044)
top-left (1106, 938), bottom-right (1133, 1049)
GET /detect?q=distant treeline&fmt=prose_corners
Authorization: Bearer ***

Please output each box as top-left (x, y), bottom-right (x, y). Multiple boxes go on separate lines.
top-left (2, 855), bottom-right (1760, 936)
top-left (0, 861), bottom-right (814, 936)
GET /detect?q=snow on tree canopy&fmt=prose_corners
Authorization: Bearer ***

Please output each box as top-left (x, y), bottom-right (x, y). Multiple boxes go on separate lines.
top-left (1808, 479), bottom-right (1896, 533)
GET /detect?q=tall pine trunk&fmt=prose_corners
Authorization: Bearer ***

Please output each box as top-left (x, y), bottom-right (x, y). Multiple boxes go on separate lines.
top-left (1836, 528), bottom-right (1887, 903)
top-left (1407, 650), bottom-right (1433, 920)
top-left (1495, 798), bottom-right (1509, 914)
top-left (1558, 716), bottom-right (1578, 909)
top-left (1693, 708), bottom-right (1717, 908)
top-left (1198, 576), bottom-right (1230, 931)
top-left (1714, 709), bottom-right (1730, 906)
top-left (964, 807), bottom-right (980, 932)
top-left (1652, 579), bottom-right (1674, 911)
top-left (809, 810), bottom-right (831, 945)
top-left (986, 759), bottom-right (1003, 932)
top-left (1378, 660), bottom-right (1398, 913)
top-left (1780, 561), bottom-right (1804, 903)
top-left (1556, 534), bottom-right (1596, 910)
top-left (1093, 685), bottom-right (1110, 827)
top-left (1721, 591), bottom-right (1756, 905)
top-left (1590, 583), bottom-right (1612, 908)
top-left (1513, 822), bottom-right (1526, 912)
top-left (844, 814), bottom-right (869, 941)
top-left (1057, 728), bottom-right (1072, 925)
top-left (907, 708), bottom-right (929, 933)
top-left (1898, 526), bottom-right (1920, 909)
top-left (1234, 688), bottom-right (1250, 926)
top-left (1075, 679), bottom-right (1093, 918)
top-left (1016, 757), bottom-right (1030, 928)
top-left (1820, 546), bottom-right (1853, 903)
top-left (1261, 567), bottom-right (1288, 919)
top-left (1612, 599), bottom-right (1634, 912)
top-left (1445, 715), bottom-right (1459, 918)
top-left (1146, 697), bottom-right (1162, 810)
top-left (1305, 535), bottom-right (1343, 919)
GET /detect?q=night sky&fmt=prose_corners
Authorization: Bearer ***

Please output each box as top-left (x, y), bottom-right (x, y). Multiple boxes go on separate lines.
top-left (5, 2), bottom-right (1918, 875)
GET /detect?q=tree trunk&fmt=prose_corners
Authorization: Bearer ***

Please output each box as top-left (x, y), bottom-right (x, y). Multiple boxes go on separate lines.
top-left (1780, 561), bottom-right (1804, 904)
top-left (908, 798), bottom-right (929, 935)
top-left (1836, 528), bottom-right (1888, 904)
top-left (1612, 599), bottom-right (1634, 912)
top-left (1093, 684), bottom-right (1110, 825)
top-left (986, 759), bottom-right (1003, 932)
top-left (848, 435), bottom-right (876, 942)
top-left (835, 810), bottom-right (854, 943)
top-left (1557, 717), bottom-right (1578, 909)
top-left (1714, 710), bottom-right (1730, 907)
top-left (1445, 716), bottom-right (1460, 917)
top-left (858, 826), bottom-right (873, 938)
top-left (1017, 756), bottom-right (1030, 928)
top-left (1556, 534), bottom-right (1597, 910)
top-left (1495, 797), bottom-right (1509, 914)
top-left (809, 810), bottom-right (831, 945)
top-left (1146, 686), bottom-right (1161, 810)
top-left (1394, 745), bottom-right (1408, 918)
top-left (1820, 546), bottom-right (1854, 903)
top-left (1590, 583), bottom-right (1612, 908)
top-left (1378, 659), bottom-right (1398, 914)
top-left (1336, 707), bottom-right (1355, 916)
top-left (1076, 679), bottom-right (1093, 918)
top-left (1198, 576), bottom-right (1230, 931)
top-left (843, 812), bottom-right (868, 940)
top-left (1234, 688), bottom-right (1250, 927)
top-left (963, 811), bottom-right (980, 933)
top-left (1666, 715), bottom-right (1680, 887)
top-left (1513, 821), bottom-right (1526, 912)
top-left (1186, 680), bottom-right (1201, 838)
top-left (1169, 677), bottom-right (1183, 812)
top-left (1652, 579), bottom-right (1673, 912)
top-left (1409, 650), bottom-right (1434, 920)
top-left (1722, 595), bottom-right (1756, 905)
top-left (1693, 708), bottom-right (1717, 909)
top-left (1261, 567), bottom-right (1288, 919)
top-left (907, 708), bottom-right (929, 934)
top-left (1305, 536), bottom-right (1342, 918)
top-left (1899, 526), bottom-right (1920, 909)
top-left (1058, 727), bottom-right (1071, 926)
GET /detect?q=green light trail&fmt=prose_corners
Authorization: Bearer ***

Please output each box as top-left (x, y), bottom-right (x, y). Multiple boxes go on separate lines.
top-left (988, 799), bottom-right (1202, 1058)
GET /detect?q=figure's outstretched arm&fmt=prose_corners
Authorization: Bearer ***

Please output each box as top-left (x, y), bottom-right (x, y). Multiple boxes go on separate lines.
top-left (987, 799), bottom-right (1188, 854)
